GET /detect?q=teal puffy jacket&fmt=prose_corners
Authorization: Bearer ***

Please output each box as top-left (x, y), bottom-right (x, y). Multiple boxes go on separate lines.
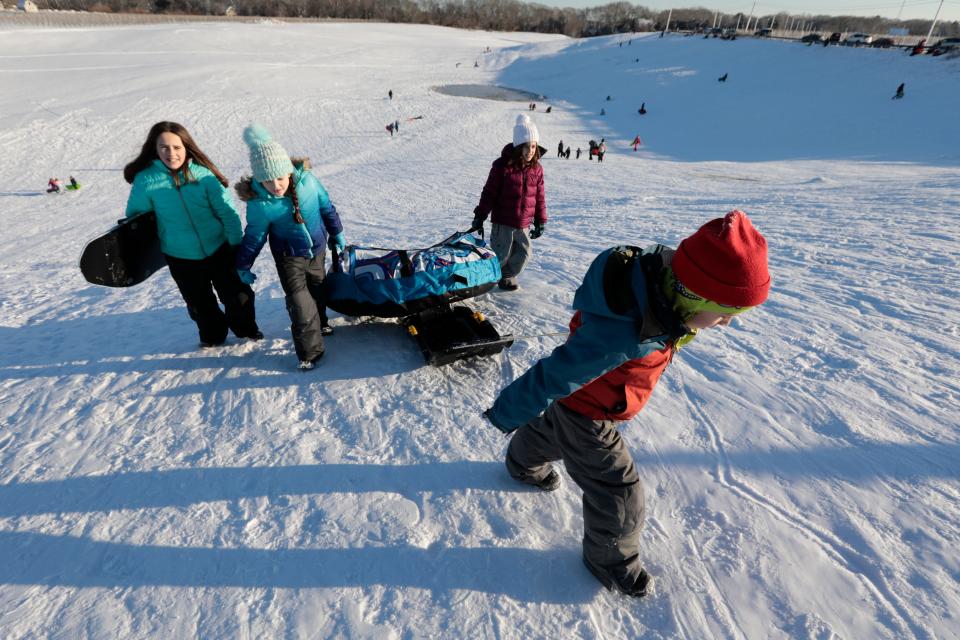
top-left (234, 161), bottom-right (343, 271)
top-left (125, 159), bottom-right (243, 260)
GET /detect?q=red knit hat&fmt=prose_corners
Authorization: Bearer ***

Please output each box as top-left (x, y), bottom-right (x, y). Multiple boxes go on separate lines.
top-left (671, 210), bottom-right (770, 307)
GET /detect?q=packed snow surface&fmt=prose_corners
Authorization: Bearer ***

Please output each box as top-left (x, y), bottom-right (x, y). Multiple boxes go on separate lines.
top-left (1, 20), bottom-right (958, 639)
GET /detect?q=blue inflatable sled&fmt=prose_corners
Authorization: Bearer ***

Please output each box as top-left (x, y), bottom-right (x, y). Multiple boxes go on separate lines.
top-left (326, 230), bottom-right (501, 318)
top-left (325, 229), bottom-right (513, 366)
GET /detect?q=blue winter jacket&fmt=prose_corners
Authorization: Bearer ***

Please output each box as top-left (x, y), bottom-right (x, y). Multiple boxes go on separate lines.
top-left (486, 245), bottom-right (682, 432)
top-left (235, 160), bottom-right (343, 271)
top-left (125, 159), bottom-right (243, 260)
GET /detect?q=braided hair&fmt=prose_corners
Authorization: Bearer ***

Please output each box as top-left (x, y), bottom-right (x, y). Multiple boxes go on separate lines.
top-left (286, 178), bottom-right (305, 224)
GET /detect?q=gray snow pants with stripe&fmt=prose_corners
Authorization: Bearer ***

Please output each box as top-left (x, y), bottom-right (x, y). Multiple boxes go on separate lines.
top-left (489, 223), bottom-right (531, 286)
top-left (505, 401), bottom-right (646, 588)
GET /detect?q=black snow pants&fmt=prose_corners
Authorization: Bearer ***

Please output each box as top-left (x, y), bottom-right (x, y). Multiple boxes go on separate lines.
top-left (165, 242), bottom-right (260, 346)
top-left (274, 251), bottom-right (328, 362)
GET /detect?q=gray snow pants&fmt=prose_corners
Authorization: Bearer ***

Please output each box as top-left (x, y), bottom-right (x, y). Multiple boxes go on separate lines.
top-left (505, 401), bottom-right (646, 588)
top-left (274, 252), bottom-right (328, 362)
top-left (489, 223), bottom-right (531, 286)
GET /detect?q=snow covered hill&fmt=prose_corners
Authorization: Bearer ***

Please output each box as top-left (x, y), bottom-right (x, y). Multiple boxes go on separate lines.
top-left (0, 20), bottom-right (958, 639)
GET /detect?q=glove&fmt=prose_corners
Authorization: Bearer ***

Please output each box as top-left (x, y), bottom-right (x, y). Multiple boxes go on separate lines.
top-left (328, 232), bottom-right (346, 252)
top-left (530, 221), bottom-right (545, 239)
top-left (237, 269), bottom-right (256, 285)
top-left (471, 208), bottom-right (485, 234)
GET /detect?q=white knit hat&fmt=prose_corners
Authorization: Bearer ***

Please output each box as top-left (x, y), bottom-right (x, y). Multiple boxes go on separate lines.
top-left (513, 114), bottom-right (539, 146)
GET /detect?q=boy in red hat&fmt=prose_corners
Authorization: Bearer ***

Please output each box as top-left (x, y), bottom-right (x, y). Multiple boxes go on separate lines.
top-left (484, 210), bottom-right (770, 598)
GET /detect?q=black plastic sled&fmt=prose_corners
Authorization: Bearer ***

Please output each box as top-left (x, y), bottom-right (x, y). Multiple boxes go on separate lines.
top-left (402, 305), bottom-right (513, 366)
top-left (79, 212), bottom-right (166, 287)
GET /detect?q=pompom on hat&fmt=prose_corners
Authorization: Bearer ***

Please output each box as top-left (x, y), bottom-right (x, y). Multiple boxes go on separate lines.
top-left (243, 123), bottom-right (295, 183)
top-left (671, 210), bottom-right (770, 308)
top-left (513, 113), bottom-right (539, 147)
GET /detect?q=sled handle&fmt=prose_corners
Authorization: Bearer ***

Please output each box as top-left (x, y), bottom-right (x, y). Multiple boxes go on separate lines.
top-left (343, 229), bottom-right (483, 254)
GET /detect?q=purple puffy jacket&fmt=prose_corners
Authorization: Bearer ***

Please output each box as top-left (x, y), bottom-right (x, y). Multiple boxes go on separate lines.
top-left (474, 143), bottom-right (547, 230)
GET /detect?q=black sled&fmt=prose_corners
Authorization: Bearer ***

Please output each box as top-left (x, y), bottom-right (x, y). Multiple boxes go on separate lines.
top-left (326, 229), bottom-right (512, 365)
top-left (79, 212), bottom-right (166, 287)
top-left (402, 305), bottom-right (513, 366)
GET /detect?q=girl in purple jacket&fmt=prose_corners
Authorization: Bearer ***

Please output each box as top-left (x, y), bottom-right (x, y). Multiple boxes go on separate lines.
top-left (471, 114), bottom-right (547, 291)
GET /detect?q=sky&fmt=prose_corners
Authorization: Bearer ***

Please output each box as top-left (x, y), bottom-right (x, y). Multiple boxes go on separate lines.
top-left (549, 1), bottom-right (960, 22)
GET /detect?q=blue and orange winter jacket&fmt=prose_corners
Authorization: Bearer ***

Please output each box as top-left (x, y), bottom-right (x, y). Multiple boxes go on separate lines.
top-left (486, 245), bottom-right (686, 432)
top-left (558, 311), bottom-right (671, 421)
top-left (234, 159), bottom-right (343, 271)
top-left (125, 159), bottom-right (243, 260)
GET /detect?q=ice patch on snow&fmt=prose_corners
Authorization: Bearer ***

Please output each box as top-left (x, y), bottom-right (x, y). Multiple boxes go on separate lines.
top-left (432, 84), bottom-right (544, 102)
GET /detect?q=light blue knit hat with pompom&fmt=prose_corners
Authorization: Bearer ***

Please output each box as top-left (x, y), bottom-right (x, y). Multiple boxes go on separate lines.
top-left (243, 123), bottom-right (294, 183)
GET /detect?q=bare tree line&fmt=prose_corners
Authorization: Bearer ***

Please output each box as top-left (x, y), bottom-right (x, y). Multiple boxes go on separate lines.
top-left (28, 0), bottom-right (959, 38)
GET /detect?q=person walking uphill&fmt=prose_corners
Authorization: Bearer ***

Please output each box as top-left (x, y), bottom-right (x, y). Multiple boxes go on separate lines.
top-left (235, 124), bottom-right (346, 370)
top-left (483, 210), bottom-right (770, 597)
top-left (470, 113), bottom-right (547, 291)
top-left (124, 121), bottom-right (261, 348)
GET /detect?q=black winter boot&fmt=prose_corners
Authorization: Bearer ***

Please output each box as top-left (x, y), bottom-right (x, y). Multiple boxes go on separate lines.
top-left (515, 468), bottom-right (561, 492)
top-left (583, 554), bottom-right (651, 598)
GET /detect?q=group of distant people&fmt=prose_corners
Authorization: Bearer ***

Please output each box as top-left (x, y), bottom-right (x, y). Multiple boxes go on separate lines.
top-left (385, 89), bottom-right (399, 136)
top-left (553, 138), bottom-right (614, 161)
top-left (46, 176), bottom-right (79, 193)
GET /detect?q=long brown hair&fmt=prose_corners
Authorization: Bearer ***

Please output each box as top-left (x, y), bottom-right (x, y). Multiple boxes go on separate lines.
top-left (123, 121), bottom-right (229, 188)
top-left (507, 142), bottom-right (540, 169)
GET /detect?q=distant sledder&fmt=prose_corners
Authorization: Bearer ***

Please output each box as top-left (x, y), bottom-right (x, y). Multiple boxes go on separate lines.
top-left (588, 139), bottom-right (606, 162)
top-left (46, 176), bottom-right (81, 193)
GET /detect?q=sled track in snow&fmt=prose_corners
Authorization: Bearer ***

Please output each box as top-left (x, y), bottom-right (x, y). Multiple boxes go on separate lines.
top-left (679, 371), bottom-right (932, 640)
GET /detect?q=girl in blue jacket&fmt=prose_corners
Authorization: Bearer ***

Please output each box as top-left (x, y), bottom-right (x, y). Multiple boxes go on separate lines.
top-left (124, 121), bottom-right (261, 347)
top-left (235, 124), bottom-right (345, 370)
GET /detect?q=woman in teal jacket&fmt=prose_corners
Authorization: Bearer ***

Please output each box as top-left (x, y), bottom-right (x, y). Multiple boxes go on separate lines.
top-left (235, 124), bottom-right (345, 370)
top-left (124, 121), bottom-right (261, 347)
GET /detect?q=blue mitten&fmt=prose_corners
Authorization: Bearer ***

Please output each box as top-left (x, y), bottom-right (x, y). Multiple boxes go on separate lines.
top-left (237, 269), bottom-right (257, 285)
top-left (328, 232), bottom-right (346, 252)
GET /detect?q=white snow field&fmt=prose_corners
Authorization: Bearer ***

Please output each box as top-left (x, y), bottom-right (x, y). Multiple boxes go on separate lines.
top-left (1, 20), bottom-right (958, 639)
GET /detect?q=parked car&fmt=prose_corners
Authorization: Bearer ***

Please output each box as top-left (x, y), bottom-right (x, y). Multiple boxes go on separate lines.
top-left (720, 27), bottom-right (737, 40)
top-left (754, 27), bottom-right (772, 37)
top-left (871, 37), bottom-right (895, 48)
top-left (825, 32), bottom-right (843, 45)
top-left (845, 33), bottom-right (874, 46)
top-left (800, 33), bottom-right (822, 43)
top-left (930, 37), bottom-right (960, 55)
